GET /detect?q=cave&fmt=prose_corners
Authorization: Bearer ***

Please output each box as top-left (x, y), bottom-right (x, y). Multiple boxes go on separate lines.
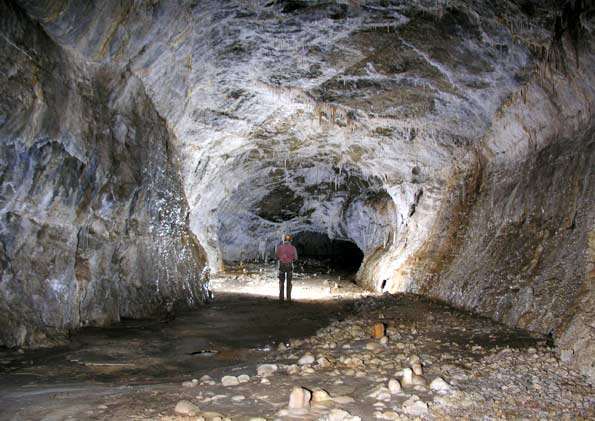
top-left (1, 0), bottom-right (595, 419)
top-left (292, 231), bottom-right (364, 273)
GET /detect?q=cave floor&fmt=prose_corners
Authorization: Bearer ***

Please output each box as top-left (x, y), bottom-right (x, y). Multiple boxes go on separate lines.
top-left (0, 265), bottom-right (594, 420)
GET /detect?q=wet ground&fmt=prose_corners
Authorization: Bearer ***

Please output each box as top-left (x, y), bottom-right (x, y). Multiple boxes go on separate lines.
top-left (0, 263), bottom-right (594, 420)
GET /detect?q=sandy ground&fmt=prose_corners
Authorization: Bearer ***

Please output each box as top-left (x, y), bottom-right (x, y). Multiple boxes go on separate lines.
top-left (1, 264), bottom-right (594, 420)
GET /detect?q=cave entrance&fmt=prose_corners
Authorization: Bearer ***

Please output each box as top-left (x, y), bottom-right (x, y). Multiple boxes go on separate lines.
top-left (292, 231), bottom-right (364, 274)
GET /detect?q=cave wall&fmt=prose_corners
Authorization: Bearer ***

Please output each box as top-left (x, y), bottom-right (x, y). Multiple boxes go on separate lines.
top-left (406, 34), bottom-right (595, 380)
top-left (0, 1), bottom-right (205, 347)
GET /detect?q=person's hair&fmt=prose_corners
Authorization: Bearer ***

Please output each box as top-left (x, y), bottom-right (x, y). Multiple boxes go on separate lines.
top-left (284, 234), bottom-right (292, 242)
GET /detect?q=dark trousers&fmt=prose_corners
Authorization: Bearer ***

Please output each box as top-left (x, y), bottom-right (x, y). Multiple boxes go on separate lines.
top-left (278, 262), bottom-right (293, 301)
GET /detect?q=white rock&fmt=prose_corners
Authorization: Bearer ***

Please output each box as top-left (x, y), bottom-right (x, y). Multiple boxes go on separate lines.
top-left (379, 336), bottom-right (389, 345)
top-left (369, 386), bottom-right (392, 401)
top-left (411, 362), bottom-right (423, 375)
top-left (430, 376), bottom-right (453, 393)
top-left (231, 395), bottom-right (245, 401)
top-left (298, 353), bottom-right (315, 365)
top-left (288, 386), bottom-right (312, 410)
top-left (366, 341), bottom-right (383, 352)
top-left (388, 378), bottom-right (402, 394)
top-left (409, 354), bottom-right (421, 365)
top-left (402, 396), bottom-right (428, 416)
top-left (301, 366), bottom-right (315, 374)
top-left (182, 380), bottom-right (197, 388)
top-left (333, 395), bottom-right (355, 404)
top-left (328, 408), bottom-right (351, 420)
top-left (174, 400), bottom-right (200, 416)
top-left (402, 367), bottom-right (426, 386)
top-left (221, 375), bottom-right (239, 386)
top-left (238, 374), bottom-right (250, 383)
top-left (201, 412), bottom-right (224, 420)
top-left (317, 357), bottom-right (332, 368)
top-left (312, 389), bottom-right (332, 402)
top-left (256, 364), bottom-right (278, 376)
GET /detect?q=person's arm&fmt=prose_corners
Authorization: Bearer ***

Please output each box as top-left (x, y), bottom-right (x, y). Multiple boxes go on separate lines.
top-left (293, 246), bottom-right (298, 262)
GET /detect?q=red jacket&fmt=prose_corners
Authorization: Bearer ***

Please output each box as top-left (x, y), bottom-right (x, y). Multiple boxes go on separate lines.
top-left (276, 242), bottom-right (297, 264)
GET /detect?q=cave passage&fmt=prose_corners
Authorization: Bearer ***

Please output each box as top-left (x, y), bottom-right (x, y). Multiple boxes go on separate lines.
top-left (1, 0), bottom-right (595, 419)
top-left (292, 231), bottom-right (364, 274)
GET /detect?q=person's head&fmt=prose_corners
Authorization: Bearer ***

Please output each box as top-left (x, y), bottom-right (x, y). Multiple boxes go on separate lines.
top-left (284, 234), bottom-right (292, 243)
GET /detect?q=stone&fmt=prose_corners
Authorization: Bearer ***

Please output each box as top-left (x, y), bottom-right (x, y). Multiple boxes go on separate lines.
top-left (380, 336), bottom-right (389, 345)
top-left (318, 357), bottom-right (332, 368)
top-left (231, 395), bottom-right (245, 401)
top-left (409, 355), bottom-right (421, 365)
top-left (221, 375), bottom-right (239, 386)
top-left (328, 408), bottom-right (352, 420)
top-left (388, 378), bottom-right (402, 394)
top-left (238, 374), bottom-right (250, 383)
top-left (373, 323), bottom-right (386, 338)
top-left (366, 342), bottom-right (383, 352)
top-left (411, 362), bottom-right (423, 375)
top-left (298, 353), bottom-right (315, 365)
top-left (182, 379), bottom-right (198, 388)
top-left (257, 364), bottom-right (278, 376)
top-left (288, 386), bottom-right (312, 411)
top-left (174, 400), bottom-right (200, 416)
top-left (402, 396), bottom-right (429, 416)
top-left (312, 389), bottom-right (332, 402)
top-left (402, 367), bottom-right (426, 386)
top-left (333, 396), bottom-right (356, 404)
top-left (430, 376), bottom-right (453, 393)
top-left (201, 412), bottom-right (225, 420)
top-left (369, 385), bottom-right (392, 401)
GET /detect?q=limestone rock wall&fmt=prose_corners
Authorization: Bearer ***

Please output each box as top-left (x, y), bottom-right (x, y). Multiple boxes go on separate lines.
top-left (408, 34), bottom-right (595, 380)
top-left (0, 1), bottom-right (205, 347)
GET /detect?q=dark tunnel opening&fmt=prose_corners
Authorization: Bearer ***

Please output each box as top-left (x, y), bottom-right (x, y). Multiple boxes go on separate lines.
top-left (292, 231), bottom-right (364, 274)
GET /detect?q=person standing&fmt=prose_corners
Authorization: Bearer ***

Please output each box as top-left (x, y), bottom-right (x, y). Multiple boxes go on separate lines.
top-left (276, 234), bottom-right (298, 302)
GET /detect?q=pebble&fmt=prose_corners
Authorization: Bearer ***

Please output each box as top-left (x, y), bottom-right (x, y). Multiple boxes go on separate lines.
top-left (411, 362), bottom-right (423, 375)
top-left (221, 375), bottom-right (239, 386)
top-left (257, 364), bottom-right (278, 376)
top-left (312, 388), bottom-right (332, 402)
top-left (231, 395), bottom-right (245, 402)
top-left (430, 376), bottom-right (453, 393)
top-left (366, 341), bottom-right (383, 352)
top-left (402, 367), bottom-right (426, 386)
top-left (288, 386), bottom-right (311, 411)
top-left (333, 395), bottom-right (355, 404)
top-left (298, 353), bottom-right (315, 365)
top-left (328, 408), bottom-right (351, 420)
top-left (182, 379), bottom-right (199, 388)
top-left (388, 378), bottom-right (402, 394)
top-left (318, 356), bottom-right (332, 368)
top-left (238, 374), bottom-right (250, 383)
top-left (174, 400), bottom-right (200, 416)
top-left (402, 395), bottom-right (429, 416)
